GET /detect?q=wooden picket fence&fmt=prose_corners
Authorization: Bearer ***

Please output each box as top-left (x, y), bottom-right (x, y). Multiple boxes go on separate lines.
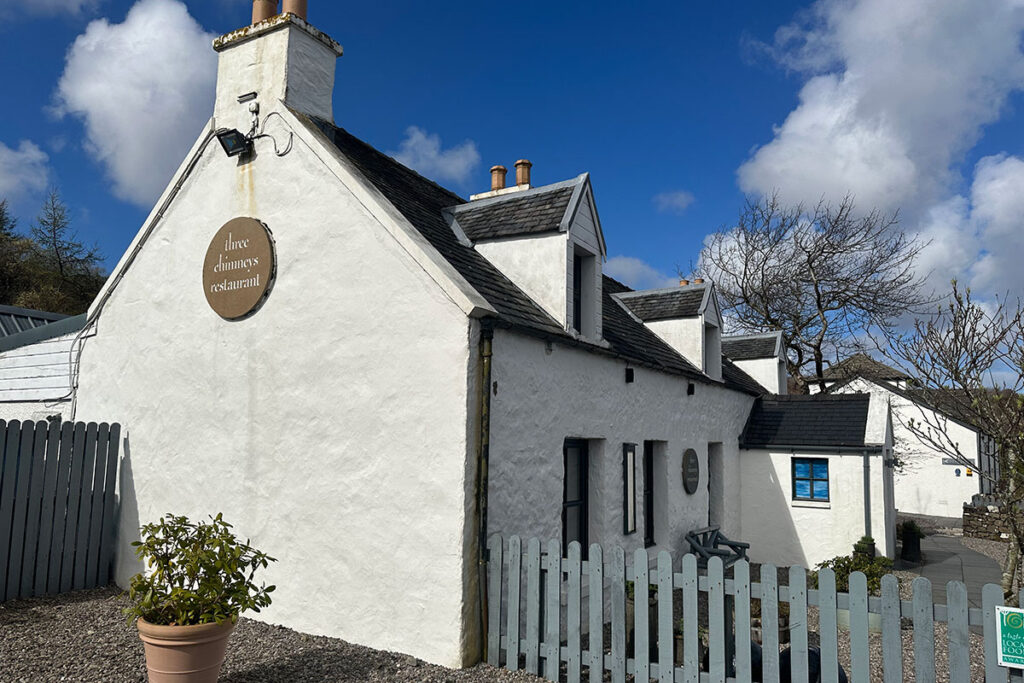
top-left (0, 419), bottom-right (121, 602)
top-left (486, 534), bottom-right (1022, 683)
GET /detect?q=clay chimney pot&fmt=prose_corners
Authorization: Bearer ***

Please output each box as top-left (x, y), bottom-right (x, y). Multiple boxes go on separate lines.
top-left (491, 165), bottom-right (508, 191)
top-left (282, 0), bottom-right (307, 20)
top-left (679, 279), bottom-right (690, 286)
top-left (694, 278), bottom-right (705, 284)
top-left (515, 159), bottom-right (532, 187)
top-left (252, 0), bottom-right (277, 23)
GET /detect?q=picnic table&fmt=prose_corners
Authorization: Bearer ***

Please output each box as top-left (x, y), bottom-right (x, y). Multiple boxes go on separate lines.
top-left (684, 525), bottom-right (750, 568)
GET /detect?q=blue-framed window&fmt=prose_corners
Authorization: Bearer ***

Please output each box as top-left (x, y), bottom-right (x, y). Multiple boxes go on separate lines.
top-left (793, 458), bottom-right (829, 501)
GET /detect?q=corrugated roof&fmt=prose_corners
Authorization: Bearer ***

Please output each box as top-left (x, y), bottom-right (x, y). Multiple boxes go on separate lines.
top-left (0, 314), bottom-right (87, 354)
top-left (614, 286), bottom-right (707, 321)
top-left (723, 333), bottom-right (779, 361)
top-left (740, 394), bottom-right (871, 448)
top-left (452, 184), bottom-right (576, 241)
top-left (0, 305), bottom-right (67, 338)
top-left (302, 115), bottom-right (760, 395)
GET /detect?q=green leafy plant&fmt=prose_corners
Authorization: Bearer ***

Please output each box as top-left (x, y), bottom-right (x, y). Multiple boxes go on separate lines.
top-left (124, 513), bottom-right (277, 626)
top-left (625, 580), bottom-right (658, 601)
top-left (812, 553), bottom-right (893, 595)
top-left (900, 520), bottom-right (926, 540)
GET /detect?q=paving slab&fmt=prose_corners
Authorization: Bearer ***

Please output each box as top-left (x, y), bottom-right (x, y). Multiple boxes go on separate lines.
top-left (919, 534), bottom-right (1003, 608)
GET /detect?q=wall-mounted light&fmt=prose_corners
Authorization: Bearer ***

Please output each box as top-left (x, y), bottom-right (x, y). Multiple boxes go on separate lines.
top-left (216, 128), bottom-right (253, 158)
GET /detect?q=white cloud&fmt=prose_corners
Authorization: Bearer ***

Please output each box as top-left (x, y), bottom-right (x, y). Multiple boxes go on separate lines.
top-left (738, 0), bottom-right (1024, 299)
top-left (605, 256), bottom-right (678, 291)
top-left (653, 190), bottom-right (695, 215)
top-left (390, 126), bottom-right (480, 186)
top-left (0, 0), bottom-right (99, 16)
top-left (53, 0), bottom-right (216, 207)
top-left (740, 0), bottom-right (1024, 214)
top-left (0, 140), bottom-right (50, 201)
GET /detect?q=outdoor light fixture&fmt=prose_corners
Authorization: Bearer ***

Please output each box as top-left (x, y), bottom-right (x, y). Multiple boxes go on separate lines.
top-left (216, 128), bottom-right (253, 158)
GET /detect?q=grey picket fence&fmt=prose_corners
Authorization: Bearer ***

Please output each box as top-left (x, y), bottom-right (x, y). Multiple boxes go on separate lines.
top-left (486, 534), bottom-right (1023, 683)
top-left (0, 419), bottom-right (121, 602)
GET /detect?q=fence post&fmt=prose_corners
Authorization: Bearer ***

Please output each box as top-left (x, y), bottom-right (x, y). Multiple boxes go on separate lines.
top-left (588, 544), bottom-right (604, 683)
top-left (983, 583), bottom-right (1007, 683)
top-left (734, 560), bottom-right (752, 683)
top-left (760, 564), bottom-right (780, 683)
top-left (19, 422), bottom-right (49, 599)
top-left (657, 551), bottom-right (674, 683)
top-left (524, 537), bottom-right (542, 674)
top-left (708, 556), bottom-right (726, 683)
top-left (567, 541), bottom-right (582, 682)
top-left (912, 577), bottom-right (936, 683)
top-left (681, 554), bottom-right (699, 683)
top-left (506, 536), bottom-right (522, 671)
top-left (610, 546), bottom-right (626, 683)
top-left (635, 548), bottom-right (651, 682)
top-left (880, 574), bottom-right (902, 683)
top-left (818, 568), bottom-right (839, 683)
top-left (544, 539), bottom-right (561, 681)
top-left (789, 566), bottom-right (809, 683)
top-left (487, 534), bottom-right (503, 667)
top-left (5, 422), bottom-right (37, 600)
top-left (947, 581), bottom-right (969, 683)
top-left (848, 571), bottom-right (868, 683)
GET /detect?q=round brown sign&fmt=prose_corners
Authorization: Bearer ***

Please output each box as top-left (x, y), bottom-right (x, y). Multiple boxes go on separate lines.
top-left (203, 217), bottom-right (275, 320)
top-left (682, 449), bottom-right (700, 495)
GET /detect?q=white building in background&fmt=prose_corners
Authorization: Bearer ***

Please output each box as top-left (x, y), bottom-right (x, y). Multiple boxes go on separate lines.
top-left (0, 305), bottom-right (79, 422)
top-left (828, 375), bottom-right (997, 519)
top-left (0, 3), bottom-right (898, 668)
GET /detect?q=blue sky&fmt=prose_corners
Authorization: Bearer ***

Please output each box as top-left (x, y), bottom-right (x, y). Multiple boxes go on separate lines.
top-left (2, 0), bottom-right (1024, 297)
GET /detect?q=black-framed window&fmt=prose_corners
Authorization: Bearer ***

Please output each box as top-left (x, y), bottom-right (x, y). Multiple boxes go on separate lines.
top-left (792, 457), bottom-right (829, 501)
top-left (643, 441), bottom-right (655, 547)
top-left (622, 444), bottom-right (636, 535)
top-left (563, 439), bottom-right (589, 556)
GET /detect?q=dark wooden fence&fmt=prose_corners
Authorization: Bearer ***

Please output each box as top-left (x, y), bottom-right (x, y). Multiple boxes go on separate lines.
top-left (0, 419), bottom-right (121, 602)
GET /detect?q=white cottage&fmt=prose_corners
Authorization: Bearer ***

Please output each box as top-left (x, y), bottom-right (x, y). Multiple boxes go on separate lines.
top-left (0, 3), bottom-right (900, 667)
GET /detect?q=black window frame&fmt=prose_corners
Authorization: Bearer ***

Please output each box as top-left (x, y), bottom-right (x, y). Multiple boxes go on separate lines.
top-left (643, 441), bottom-right (655, 547)
top-left (563, 439), bottom-right (589, 557)
top-left (792, 457), bottom-right (830, 502)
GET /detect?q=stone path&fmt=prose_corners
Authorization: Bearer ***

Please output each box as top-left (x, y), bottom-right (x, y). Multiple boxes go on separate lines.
top-left (919, 534), bottom-right (1002, 607)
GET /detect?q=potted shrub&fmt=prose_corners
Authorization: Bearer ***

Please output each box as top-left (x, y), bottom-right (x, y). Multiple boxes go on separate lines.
top-left (853, 535), bottom-right (876, 559)
top-left (900, 520), bottom-right (925, 562)
top-left (124, 513), bottom-right (276, 683)
top-left (813, 553), bottom-right (893, 634)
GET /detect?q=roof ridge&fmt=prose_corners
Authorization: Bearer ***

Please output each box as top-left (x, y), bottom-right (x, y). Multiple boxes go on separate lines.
top-left (616, 284), bottom-right (707, 298)
top-left (723, 331), bottom-right (779, 340)
top-left (450, 177), bottom-right (583, 213)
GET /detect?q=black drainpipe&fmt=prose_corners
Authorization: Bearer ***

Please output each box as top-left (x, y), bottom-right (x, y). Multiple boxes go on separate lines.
top-left (475, 324), bottom-right (494, 663)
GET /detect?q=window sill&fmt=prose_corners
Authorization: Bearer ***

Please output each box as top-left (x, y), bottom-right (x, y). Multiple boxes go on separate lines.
top-left (791, 500), bottom-right (831, 509)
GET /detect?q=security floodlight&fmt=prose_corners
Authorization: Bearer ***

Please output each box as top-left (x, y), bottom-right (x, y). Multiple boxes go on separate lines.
top-left (216, 129), bottom-right (252, 158)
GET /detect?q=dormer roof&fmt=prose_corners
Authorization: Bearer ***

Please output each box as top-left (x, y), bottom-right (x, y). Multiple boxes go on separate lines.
top-left (613, 284), bottom-right (709, 322)
top-left (820, 353), bottom-right (910, 383)
top-left (723, 332), bottom-right (782, 361)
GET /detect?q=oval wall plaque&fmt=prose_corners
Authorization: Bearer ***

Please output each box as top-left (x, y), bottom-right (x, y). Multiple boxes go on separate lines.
top-left (682, 449), bottom-right (700, 495)
top-left (203, 217), bottom-right (275, 320)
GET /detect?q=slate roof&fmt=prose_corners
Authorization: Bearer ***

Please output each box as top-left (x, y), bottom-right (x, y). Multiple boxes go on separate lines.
top-left (722, 358), bottom-right (768, 396)
top-left (740, 394), bottom-right (872, 449)
top-left (301, 115), bottom-right (760, 395)
top-left (722, 333), bottom-right (779, 361)
top-left (614, 286), bottom-right (707, 322)
top-left (820, 353), bottom-right (910, 382)
top-left (451, 184), bottom-right (576, 241)
top-left (0, 305), bottom-right (67, 338)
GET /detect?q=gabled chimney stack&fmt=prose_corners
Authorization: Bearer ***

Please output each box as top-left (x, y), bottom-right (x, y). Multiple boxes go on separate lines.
top-left (252, 0), bottom-right (277, 23)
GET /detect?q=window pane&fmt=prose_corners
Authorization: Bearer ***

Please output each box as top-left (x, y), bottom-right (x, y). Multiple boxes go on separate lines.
top-left (794, 460), bottom-right (810, 478)
top-left (813, 480), bottom-right (829, 500)
top-left (795, 480), bottom-right (811, 499)
top-left (566, 447), bottom-right (581, 501)
top-left (566, 506), bottom-right (582, 545)
top-left (812, 462), bottom-right (829, 479)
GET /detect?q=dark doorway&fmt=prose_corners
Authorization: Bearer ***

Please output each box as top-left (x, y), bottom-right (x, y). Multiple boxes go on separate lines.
top-left (643, 441), bottom-right (655, 547)
top-left (563, 439), bottom-right (589, 556)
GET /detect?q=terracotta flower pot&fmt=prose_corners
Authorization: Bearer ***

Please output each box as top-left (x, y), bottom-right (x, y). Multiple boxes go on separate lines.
top-left (137, 618), bottom-right (235, 683)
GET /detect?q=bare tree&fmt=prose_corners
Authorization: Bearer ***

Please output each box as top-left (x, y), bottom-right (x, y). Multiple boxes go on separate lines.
top-left (884, 282), bottom-right (1024, 601)
top-left (698, 193), bottom-right (930, 393)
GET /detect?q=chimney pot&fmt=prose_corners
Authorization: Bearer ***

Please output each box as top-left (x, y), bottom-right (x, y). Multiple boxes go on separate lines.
top-left (252, 0), bottom-right (277, 23)
top-left (282, 0), bottom-right (307, 20)
top-left (515, 159), bottom-right (532, 187)
top-left (679, 279), bottom-right (690, 286)
top-left (491, 165), bottom-right (508, 192)
top-left (694, 278), bottom-right (705, 284)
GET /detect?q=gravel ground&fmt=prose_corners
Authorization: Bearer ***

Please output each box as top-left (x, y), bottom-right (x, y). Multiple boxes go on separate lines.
top-left (0, 587), bottom-right (542, 682)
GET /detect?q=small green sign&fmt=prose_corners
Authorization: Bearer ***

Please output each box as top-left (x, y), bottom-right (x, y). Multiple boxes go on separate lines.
top-left (997, 606), bottom-right (1024, 668)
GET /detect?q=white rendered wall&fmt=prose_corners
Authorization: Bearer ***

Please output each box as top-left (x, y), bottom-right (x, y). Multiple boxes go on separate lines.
top-left (72, 115), bottom-right (478, 667)
top-left (486, 328), bottom-right (755, 560)
top-left (476, 233), bottom-right (567, 327)
top-left (646, 318), bottom-right (704, 374)
top-left (833, 378), bottom-right (981, 518)
top-left (733, 358), bottom-right (787, 395)
top-left (739, 448), bottom-right (893, 567)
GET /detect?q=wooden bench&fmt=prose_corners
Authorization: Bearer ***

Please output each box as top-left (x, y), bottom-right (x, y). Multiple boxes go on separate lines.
top-left (684, 525), bottom-right (750, 568)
